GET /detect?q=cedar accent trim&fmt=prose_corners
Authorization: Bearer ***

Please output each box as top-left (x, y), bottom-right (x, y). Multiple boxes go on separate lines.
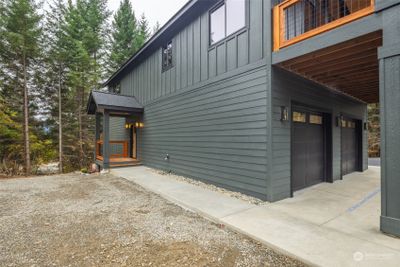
top-left (96, 140), bottom-right (129, 159)
top-left (273, 0), bottom-right (375, 51)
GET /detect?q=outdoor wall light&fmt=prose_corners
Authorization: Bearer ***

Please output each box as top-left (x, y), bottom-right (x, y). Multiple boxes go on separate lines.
top-left (336, 116), bottom-right (343, 127)
top-left (364, 122), bottom-right (368, 131)
top-left (134, 122), bottom-right (144, 128)
top-left (280, 106), bottom-right (289, 121)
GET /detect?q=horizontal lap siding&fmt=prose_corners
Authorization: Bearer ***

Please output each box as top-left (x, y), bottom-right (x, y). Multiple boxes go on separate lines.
top-left (271, 67), bottom-right (368, 201)
top-left (138, 67), bottom-right (268, 198)
top-left (117, 0), bottom-right (270, 199)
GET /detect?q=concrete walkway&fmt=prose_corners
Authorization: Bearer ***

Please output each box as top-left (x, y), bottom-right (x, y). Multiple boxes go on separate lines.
top-left (112, 166), bottom-right (400, 267)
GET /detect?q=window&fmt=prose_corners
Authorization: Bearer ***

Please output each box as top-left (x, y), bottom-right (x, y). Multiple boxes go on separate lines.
top-left (210, 0), bottom-right (246, 45)
top-left (310, 114), bottom-right (323, 125)
top-left (162, 41), bottom-right (173, 71)
top-left (110, 84), bottom-right (121, 94)
top-left (293, 111), bottom-right (306, 123)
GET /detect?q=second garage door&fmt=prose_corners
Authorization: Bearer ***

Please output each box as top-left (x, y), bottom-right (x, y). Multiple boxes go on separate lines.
top-left (292, 110), bottom-right (325, 191)
top-left (341, 118), bottom-right (360, 176)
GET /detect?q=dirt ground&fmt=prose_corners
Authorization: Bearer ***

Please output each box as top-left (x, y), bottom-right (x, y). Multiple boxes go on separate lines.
top-left (0, 173), bottom-right (306, 267)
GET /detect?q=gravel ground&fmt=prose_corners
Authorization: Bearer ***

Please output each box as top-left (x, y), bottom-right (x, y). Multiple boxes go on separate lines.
top-left (0, 173), bottom-right (306, 267)
top-left (150, 169), bottom-right (265, 205)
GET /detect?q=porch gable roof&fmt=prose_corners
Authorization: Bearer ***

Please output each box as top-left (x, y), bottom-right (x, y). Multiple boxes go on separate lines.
top-left (87, 90), bottom-right (144, 115)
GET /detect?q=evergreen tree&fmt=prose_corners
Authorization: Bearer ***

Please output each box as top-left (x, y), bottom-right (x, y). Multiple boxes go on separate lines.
top-left (368, 104), bottom-right (380, 157)
top-left (137, 13), bottom-right (150, 47)
top-left (152, 21), bottom-right (160, 36)
top-left (83, 0), bottom-right (110, 85)
top-left (1, 0), bottom-right (42, 175)
top-left (109, 0), bottom-right (138, 73)
top-left (43, 0), bottom-right (69, 173)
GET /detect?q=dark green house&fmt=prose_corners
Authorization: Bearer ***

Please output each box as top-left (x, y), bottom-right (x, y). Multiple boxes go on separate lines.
top-left (87, 0), bottom-right (400, 237)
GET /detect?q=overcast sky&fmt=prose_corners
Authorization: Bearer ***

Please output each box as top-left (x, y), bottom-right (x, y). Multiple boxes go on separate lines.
top-left (108, 0), bottom-right (190, 29)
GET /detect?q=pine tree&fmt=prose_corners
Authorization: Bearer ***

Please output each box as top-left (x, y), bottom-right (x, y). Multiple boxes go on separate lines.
top-left (152, 21), bottom-right (160, 36)
top-left (109, 0), bottom-right (138, 73)
top-left (137, 13), bottom-right (150, 48)
top-left (2, 0), bottom-right (42, 175)
top-left (60, 0), bottom-right (109, 170)
top-left (368, 104), bottom-right (380, 157)
top-left (83, 0), bottom-right (110, 85)
top-left (44, 0), bottom-right (69, 173)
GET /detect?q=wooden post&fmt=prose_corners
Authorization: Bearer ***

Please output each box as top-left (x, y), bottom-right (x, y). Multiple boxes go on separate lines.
top-left (94, 113), bottom-right (101, 160)
top-left (103, 111), bottom-right (110, 169)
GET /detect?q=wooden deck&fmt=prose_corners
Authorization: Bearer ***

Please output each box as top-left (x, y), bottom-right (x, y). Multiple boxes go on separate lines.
top-left (273, 0), bottom-right (375, 51)
top-left (96, 156), bottom-right (141, 168)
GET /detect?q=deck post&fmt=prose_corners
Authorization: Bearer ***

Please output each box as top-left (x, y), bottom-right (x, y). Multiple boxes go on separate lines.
top-left (379, 3), bottom-right (400, 237)
top-left (102, 110), bottom-right (110, 169)
top-left (94, 112), bottom-right (101, 160)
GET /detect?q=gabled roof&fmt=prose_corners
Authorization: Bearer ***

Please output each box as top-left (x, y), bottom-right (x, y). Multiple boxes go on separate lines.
top-left (103, 0), bottom-right (216, 88)
top-left (87, 90), bottom-right (144, 115)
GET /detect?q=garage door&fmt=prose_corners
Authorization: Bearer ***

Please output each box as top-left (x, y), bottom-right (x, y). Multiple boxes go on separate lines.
top-left (292, 110), bottom-right (325, 191)
top-left (341, 118), bottom-right (359, 176)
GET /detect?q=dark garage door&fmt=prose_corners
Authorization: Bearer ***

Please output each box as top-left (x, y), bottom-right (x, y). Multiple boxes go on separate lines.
top-left (292, 110), bottom-right (325, 191)
top-left (341, 118), bottom-right (359, 176)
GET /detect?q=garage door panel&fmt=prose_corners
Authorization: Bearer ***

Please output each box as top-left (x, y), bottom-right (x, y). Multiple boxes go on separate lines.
top-left (292, 141), bottom-right (307, 190)
top-left (292, 110), bottom-right (325, 192)
top-left (341, 118), bottom-right (360, 176)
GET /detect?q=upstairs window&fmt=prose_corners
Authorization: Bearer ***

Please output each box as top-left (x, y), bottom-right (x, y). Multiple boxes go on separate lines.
top-left (210, 0), bottom-right (246, 45)
top-left (162, 41), bottom-right (173, 72)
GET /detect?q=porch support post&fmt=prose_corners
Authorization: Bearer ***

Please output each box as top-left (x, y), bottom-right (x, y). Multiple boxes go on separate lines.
top-left (102, 110), bottom-right (110, 169)
top-left (379, 3), bottom-right (400, 237)
top-left (94, 112), bottom-right (101, 160)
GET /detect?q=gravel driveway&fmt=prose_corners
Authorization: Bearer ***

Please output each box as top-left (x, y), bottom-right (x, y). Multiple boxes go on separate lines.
top-left (0, 173), bottom-right (305, 267)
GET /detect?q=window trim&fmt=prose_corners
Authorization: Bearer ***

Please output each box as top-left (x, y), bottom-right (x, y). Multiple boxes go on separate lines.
top-left (161, 40), bottom-right (174, 72)
top-left (208, 0), bottom-right (249, 48)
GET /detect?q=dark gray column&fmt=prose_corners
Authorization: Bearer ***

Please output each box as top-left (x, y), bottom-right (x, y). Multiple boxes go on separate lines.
top-left (102, 110), bottom-right (110, 169)
top-left (379, 3), bottom-right (400, 237)
top-left (94, 113), bottom-right (101, 160)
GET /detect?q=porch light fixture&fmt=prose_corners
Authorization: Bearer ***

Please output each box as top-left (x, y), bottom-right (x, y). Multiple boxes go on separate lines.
top-left (364, 122), bottom-right (368, 131)
top-left (134, 122), bottom-right (144, 128)
top-left (336, 116), bottom-right (343, 127)
top-left (280, 106), bottom-right (289, 121)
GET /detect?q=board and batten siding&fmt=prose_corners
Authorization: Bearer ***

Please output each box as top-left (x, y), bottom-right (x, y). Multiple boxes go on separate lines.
top-left (136, 66), bottom-right (269, 199)
top-left (120, 0), bottom-right (267, 104)
top-left (270, 67), bottom-right (368, 201)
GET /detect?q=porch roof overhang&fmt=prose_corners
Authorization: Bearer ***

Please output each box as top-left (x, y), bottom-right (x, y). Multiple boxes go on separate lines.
top-left (87, 90), bottom-right (144, 115)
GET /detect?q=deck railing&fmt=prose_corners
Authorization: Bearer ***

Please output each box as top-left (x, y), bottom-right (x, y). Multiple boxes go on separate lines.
top-left (273, 0), bottom-right (375, 51)
top-left (96, 140), bottom-right (129, 159)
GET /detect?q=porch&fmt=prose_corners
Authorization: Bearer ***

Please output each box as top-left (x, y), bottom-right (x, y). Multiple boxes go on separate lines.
top-left (87, 90), bottom-right (144, 169)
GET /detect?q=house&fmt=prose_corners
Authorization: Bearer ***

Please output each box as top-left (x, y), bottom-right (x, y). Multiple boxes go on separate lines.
top-left (86, 0), bottom-right (400, 237)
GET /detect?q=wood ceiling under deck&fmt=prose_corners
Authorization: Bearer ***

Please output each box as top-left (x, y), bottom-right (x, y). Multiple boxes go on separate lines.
top-left (277, 31), bottom-right (383, 103)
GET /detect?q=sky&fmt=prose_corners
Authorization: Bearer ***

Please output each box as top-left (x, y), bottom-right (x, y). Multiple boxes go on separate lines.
top-left (107, 0), bottom-right (190, 29)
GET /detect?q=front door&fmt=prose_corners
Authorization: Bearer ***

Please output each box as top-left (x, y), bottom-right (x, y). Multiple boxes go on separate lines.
top-left (292, 109), bottom-right (325, 191)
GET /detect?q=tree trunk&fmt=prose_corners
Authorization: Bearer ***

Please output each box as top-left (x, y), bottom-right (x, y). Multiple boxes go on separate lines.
top-left (58, 65), bottom-right (63, 173)
top-left (78, 86), bottom-right (84, 169)
top-left (22, 52), bottom-right (31, 176)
